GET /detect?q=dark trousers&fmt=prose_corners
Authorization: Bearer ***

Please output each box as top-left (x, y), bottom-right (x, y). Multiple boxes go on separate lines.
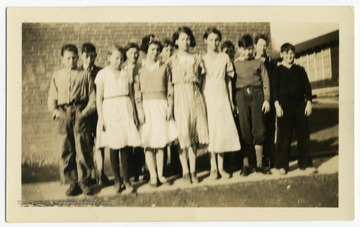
top-left (275, 101), bottom-right (313, 171)
top-left (57, 105), bottom-right (94, 186)
top-left (164, 144), bottom-right (182, 177)
top-left (235, 88), bottom-right (266, 160)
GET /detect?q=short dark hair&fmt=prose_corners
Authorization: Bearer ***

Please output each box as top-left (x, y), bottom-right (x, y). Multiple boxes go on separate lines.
top-left (140, 34), bottom-right (163, 53)
top-left (280, 43), bottom-right (295, 53)
top-left (221, 40), bottom-right (235, 51)
top-left (61, 44), bottom-right (78, 56)
top-left (254, 34), bottom-right (269, 45)
top-left (81, 42), bottom-right (96, 55)
top-left (172, 26), bottom-right (196, 48)
top-left (203, 27), bottom-right (222, 41)
top-left (237, 34), bottom-right (254, 48)
top-left (124, 42), bottom-right (140, 53)
top-left (162, 39), bottom-right (173, 47)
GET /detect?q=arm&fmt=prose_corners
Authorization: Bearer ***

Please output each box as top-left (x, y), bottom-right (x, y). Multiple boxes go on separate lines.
top-left (301, 67), bottom-right (313, 116)
top-left (165, 66), bottom-right (174, 121)
top-left (129, 76), bottom-right (140, 127)
top-left (79, 71), bottom-right (96, 118)
top-left (96, 77), bottom-right (106, 131)
top-left (272, 68), bottom-right (283, 117)
top-left (260, 61), bottom-right (270, 113)
top-left (47, 72), bottom-right (61, 119)
top-left (225, 55), bottom-right (235, 113)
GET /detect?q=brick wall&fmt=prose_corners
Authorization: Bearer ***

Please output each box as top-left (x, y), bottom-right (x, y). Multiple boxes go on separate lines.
top-left (22, 22), bottom-right (271, 171)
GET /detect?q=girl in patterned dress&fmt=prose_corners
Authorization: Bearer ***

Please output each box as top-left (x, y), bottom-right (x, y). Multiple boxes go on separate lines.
top-left (202, 27), bottom-right (241, 180)
top-left (168, 26), bottom-right (209, 184)
top-left (95, 45), bottom-right (141, 193)
top-left (134, 35), bottom-right (178, 187)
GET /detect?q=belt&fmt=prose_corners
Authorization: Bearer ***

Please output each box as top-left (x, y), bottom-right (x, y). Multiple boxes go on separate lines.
top-left (58, 100), bottom-right (87, 108)
top-left (239, 86), bottom-right (262, 94)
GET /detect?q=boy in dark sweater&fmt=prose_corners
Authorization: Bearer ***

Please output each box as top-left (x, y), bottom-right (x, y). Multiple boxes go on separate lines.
top-left (272, 43), bottom-right (318, 175)
top-left (234, 35), bottom-right (271, 176)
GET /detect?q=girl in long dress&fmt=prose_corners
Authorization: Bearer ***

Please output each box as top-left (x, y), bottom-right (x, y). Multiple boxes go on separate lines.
top-left (202, 27), bottom-right (241, 179)
top-left (168, 26), bottom-right (209, 184)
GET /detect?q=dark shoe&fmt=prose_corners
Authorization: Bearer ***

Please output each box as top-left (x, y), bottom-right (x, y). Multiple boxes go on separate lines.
top-left (182, 173), bottom-right (192, 184)
top-left (79, 182), bottom-right (95, 195)
top-left (256, 166), bottom-right (272, 175)
top-left (190, 172), bottom-right (199, 184)
top-left (240, 166), bottom-right (251, 177)
top-left (66, 183), bottom-right (82, 196)
top-left (99, 173), bottom-right (112, 186)
top-left (114, 182), bottom-right (125, 193)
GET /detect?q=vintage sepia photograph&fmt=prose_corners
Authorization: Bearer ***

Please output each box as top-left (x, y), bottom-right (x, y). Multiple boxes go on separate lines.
top-left (5, 6), bottom-right (355, 222)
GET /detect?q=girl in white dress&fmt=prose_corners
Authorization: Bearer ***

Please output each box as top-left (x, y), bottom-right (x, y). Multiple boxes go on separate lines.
top-left (134, 35), bottom-right (178, 187)
top-left (202, 27), bottom-right (241, 179)
top-left (95, 45), bottom-right (141, 193)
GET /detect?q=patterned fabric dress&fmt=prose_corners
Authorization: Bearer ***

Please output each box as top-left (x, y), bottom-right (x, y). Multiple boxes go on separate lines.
top-left (134, 61), bottom-right (178, 148)
top-left (202, 52), bottom-right (241, 153)
top-left (168, 53), bottom-right (209, 149)
top-left (94, 66), bottom-right (141, 150)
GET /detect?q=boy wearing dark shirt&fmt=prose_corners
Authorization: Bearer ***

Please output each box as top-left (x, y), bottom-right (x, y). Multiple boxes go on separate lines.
top-left (272, 43), bottom-right (318, 175)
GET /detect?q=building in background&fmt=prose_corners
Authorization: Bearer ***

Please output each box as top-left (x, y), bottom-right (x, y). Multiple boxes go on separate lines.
top-left (295, 30), bottom-right (339, 89)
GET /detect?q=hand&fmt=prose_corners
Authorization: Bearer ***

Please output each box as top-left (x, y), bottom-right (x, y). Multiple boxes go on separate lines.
top-left (166, 106), bottom-right (174, 121)
top-left (52, 109), bottom-right (63, 120)
top-left (274, 101), bottom-right (283, 118)
top-left (304, 101), bottom-right (312, 116)
top-left (99, 119), bottom-right (106, 132)
top-left (262, 100), bottom-right (270, 114)
top-left (138, 111), bottom-right (145, 125)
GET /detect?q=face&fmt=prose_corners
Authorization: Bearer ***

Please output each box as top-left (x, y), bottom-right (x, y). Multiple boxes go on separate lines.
top-left (81, 52), bottom-right (96, 68)
top-left (147, 43), bottom-right (161, 61)
top-left (176, 32), bottom-right (191, 52)
top-left (205, 33), bottom-right (220, 51)
top-left (62, 50), bottom-right (78, 70)
top-left (281, 49), bottom-right (295, 65)
top-left (256, 38), bottom-right (268, 56)
top-left (108, 50), bottom-right (123, 69)
top-left (239, 46), bottom-right (254, 60)
top-left (126, 47), bottom-right (139, 64)
top-left (222, 46), bottom-right (235, 60)
top-left (161, 45), bottom-right (173, 60)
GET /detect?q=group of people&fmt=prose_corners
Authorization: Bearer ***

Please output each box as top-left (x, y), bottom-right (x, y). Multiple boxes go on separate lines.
top-left (47, 26), bottom-right (318, 196)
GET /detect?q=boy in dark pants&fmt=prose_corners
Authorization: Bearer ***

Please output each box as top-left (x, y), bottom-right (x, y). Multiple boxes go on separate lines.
top-left (272, 43), bottom-right (318, 175)
top-left (234, 35), bottom-right (271, 176)
top-left (254, 34), bottom-right (276, 169)
top-left (48, 44), bottom-right (96, 196)
top-left (79, 42), bottom-right (111, 186)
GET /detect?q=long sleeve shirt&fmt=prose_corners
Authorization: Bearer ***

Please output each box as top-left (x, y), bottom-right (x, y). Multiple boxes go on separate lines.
top-left (233, 58), bottom-right (270, 102)
top-left (272, 64), bottom-right (312, 105)
top-left (47, 68), bottom-right (96, 117)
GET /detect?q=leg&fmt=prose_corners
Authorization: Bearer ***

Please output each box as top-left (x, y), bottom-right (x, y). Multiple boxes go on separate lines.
top-left (110, 149), bottom-right (121, 184)
top-left (145, 148), bottom-right (158, 186)
top-left (274, 102), bottom-right (294, 173)
top-left (133, 146), bottom-right (144, 181)
top-left (178, 147), bottom-right (191, 184)
top-left (236, 90), bottom-right (252, 176)
top-left (254, 145), bottom-right (263, 168)
top-left (218, 153), bottom-right (230, 178)
top-left (73, 117), bottom-right (95, 194)
top-left (156, 148), bottom-right (167, 183)
top-left (170, 144), bottom-right (182, 177)
top-left (209, 152), bottom-right (219, 179)
top-left (251, 91), bottom-right (266, 170)
top-left (295, 103), bottom-right (314, 170)
top-left (189, 145), bottom-right (198, 183)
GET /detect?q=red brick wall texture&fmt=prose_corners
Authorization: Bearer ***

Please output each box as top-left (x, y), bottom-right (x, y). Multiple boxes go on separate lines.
top-left (22, 22), bottom-right (271, 166)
